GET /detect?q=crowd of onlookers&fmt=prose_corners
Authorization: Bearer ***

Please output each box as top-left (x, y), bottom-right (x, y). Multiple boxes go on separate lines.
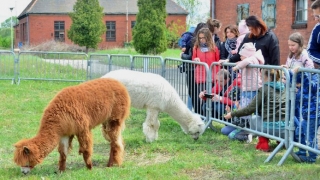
top-left (179, 0), bottom-right (320, 164)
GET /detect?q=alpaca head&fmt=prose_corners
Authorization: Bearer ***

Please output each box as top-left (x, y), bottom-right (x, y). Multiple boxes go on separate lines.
top-left (14, 139), bottom-right (42, 175)
top-left (187, 114), bottom-right (205, 140)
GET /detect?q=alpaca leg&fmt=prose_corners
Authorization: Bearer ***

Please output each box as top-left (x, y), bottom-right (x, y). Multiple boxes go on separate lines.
top-left (143, 108), bottom-right (160, 143)
top-left (77, 131), bottom-right (93, 170)
top-left (102, 119), bottom-right (125, 167)
top-left (58, 136), bottom-right (70, 172)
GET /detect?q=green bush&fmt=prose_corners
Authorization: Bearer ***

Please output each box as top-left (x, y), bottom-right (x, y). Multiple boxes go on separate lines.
top-left (0, 36), bottom-right (10, 48)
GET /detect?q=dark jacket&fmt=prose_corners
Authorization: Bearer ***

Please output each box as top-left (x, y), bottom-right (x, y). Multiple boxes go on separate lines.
top-left (231, 83), bottom-right (286, 121)
top-left (214, 34), bottom-right (227, 60)
top-left (229, 30), bottom-right (280, 65)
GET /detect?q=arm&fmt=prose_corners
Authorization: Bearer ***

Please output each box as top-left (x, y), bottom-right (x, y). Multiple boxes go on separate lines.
top-left (268, 32), bottom-right (280, 65)
top-left (233, 57), bottom-right (252, 70)
top-left (231, 89), bottom-right (263, 117)
top-left (181, 47), bottom-right (192, 60)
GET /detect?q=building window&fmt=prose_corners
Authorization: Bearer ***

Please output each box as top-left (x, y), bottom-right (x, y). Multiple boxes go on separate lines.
top-left (131, 21), bottom-right (136, 29)
top-left (237, 3), bottom-right (249, 24)
top-left (106, 21), bottom-right (116, 41)
top-left (261, 0), bottom-right (276, 29)
top-left (295, 0), bottom-right (308, 23)
top-left (54, 21), bottom-right (65, 42)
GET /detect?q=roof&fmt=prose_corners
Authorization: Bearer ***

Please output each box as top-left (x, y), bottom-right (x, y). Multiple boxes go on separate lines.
top-left (18, 0), bottom-right (188, 19)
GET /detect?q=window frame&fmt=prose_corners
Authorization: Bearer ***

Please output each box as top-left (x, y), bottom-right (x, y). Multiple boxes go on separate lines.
top-left (106, 21), bottom-right (116, 42)
top-left (54, 21), bottom-right (65, 42)
top-left (295, 0), bottom-right (308, 24)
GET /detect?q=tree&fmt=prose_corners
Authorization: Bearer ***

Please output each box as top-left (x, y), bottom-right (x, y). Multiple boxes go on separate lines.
top-left (67, 0), bottom-right (106, 53)
top-left (133, 0), bottom-right (167, 55)
top-left (0, 16), bottom-right (18, 28)
top-left (175, 0), bottom-right (201, 26)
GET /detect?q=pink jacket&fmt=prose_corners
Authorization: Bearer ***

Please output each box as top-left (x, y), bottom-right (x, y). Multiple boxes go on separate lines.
top-left (234, 50), bottom-right (264, 91)
top-left (192, 46), bottom-right (220, 84)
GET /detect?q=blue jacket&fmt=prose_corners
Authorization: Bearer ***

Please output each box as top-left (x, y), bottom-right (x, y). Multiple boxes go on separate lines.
top-left (307, 23), bottom-right (320, 65)
top-left (292, 72), bottom-right (320, 120)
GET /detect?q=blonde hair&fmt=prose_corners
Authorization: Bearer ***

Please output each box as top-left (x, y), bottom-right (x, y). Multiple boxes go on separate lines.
top-left (262, 69), bottom-right (281, 82)
top-left (194, 28), bottom-right (216, 52)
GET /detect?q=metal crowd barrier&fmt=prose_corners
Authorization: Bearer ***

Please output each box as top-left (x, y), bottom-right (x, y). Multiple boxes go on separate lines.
top-left (16, 51), bottom-right (88, 83)
top-left (3, 51), bottom-right (320, 166)
top-left (0, 50), bottom-right (15, 83)
top-left (284, 67), bottom-right (320, 164)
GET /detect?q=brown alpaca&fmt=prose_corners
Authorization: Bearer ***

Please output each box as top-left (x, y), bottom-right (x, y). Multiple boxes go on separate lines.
top-left (13, 78), bottom-right (131, 174)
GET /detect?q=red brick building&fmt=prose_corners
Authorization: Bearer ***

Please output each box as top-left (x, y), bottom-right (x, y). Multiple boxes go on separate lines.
top-left (210, 0), bottom-right (317, 65)
top-left (15, 0), bottom-right (187, 49)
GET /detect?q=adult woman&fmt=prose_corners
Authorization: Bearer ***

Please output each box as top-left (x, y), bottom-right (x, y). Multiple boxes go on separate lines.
top-left (220, 15), bottom-right (280, 65)
top-left (223, 25), bottom-right (240, 59)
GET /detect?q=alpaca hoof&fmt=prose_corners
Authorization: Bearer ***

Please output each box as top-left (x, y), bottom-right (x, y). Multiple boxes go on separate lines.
top-left (86, 164), bottom-right (92, 170)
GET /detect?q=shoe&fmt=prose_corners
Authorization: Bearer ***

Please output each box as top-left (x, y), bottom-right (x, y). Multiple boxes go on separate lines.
top-left (295, 151), bottom-right (307, 157)
top-left (255, 136), bottom-right (269, 152)
top-left (298, 155), bottom-right (316, 164)
top-left (246, 134), bottom-right (253, 143)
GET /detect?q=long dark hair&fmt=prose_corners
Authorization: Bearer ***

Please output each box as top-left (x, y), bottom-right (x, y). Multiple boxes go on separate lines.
top-left (245, 16), bottom-right (268, 38)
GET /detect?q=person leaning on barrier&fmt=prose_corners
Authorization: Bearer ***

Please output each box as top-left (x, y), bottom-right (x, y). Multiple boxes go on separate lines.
top-left (290, 67), bottom-right (320, 164)
top-left (219, 15), bottom-right (280, 66)
top-left (191, 27), bottom-right (220, 114)
top-left (198, 69), bottom-right (241, 120)
top-left (180, 22), bottom-right (208, 111)
top-left (224, 69), bottom-right (286, 152)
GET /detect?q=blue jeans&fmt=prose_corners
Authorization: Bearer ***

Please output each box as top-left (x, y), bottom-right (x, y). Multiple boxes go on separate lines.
top-left (240, 91), bottom-right (257, 108)
top-left (202, 101), bottom-right (226, 119)
top-left (221, 126), bottom-right (237, 136)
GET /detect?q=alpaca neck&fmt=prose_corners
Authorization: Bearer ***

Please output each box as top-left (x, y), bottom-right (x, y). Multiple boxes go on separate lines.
top-left (165, 99), bottom-right (193, 126)
top-left (32, 130), bottom-right (60, 159)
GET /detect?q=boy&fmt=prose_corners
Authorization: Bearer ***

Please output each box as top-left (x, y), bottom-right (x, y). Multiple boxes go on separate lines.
top-left (307, 0), bottom-right (320, 69)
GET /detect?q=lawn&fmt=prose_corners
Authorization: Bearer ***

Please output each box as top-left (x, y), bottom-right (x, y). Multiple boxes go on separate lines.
top-left (0, 79), bottom-right (319, 180)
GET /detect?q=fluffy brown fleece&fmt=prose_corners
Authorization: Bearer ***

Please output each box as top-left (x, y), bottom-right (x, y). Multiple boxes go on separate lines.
top-left (13, 78), bottom-right (131, 174)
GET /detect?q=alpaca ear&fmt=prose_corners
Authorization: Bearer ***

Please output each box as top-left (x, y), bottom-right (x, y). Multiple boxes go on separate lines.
top-left (23, 146), bottom-right (30, 155)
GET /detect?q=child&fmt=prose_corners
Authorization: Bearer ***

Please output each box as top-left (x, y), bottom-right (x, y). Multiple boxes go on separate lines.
top-left (199, 69), bottom-right (241, 119)
top-left (191, 27), bottom-right (220, 114)
top-left (179, 26), bottom-right (195, 53)
top-left (283, 32), bottom-right (314, 69)
top-left (234, 20), bottom-right (250, 53)
top-left (224, 69), bottom-right (286, 152)
top-left (291, 67), bottom-right (320, 163)
top-left (307, 0), bottom-right (320, 69)
top-left (232, 42), bottom-right (264, 107)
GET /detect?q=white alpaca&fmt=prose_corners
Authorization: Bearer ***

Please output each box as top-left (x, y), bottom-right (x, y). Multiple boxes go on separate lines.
top-left (102, 69), bottom-right (205, 142)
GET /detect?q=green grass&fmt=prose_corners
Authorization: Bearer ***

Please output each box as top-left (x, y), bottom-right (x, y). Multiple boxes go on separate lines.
top-left (94, 48), bottom-right (181, 59)
top-left (0, 80), bottom-right (320, 180)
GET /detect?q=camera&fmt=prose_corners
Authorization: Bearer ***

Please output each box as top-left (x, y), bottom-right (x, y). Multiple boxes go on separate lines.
top-left (231, 117), bottom-right (249, 128)
top-left (204, 93), bottom-right (213, 98)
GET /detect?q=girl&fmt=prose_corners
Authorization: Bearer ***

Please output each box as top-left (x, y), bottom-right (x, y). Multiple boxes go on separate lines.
top-left (224, 69), bottom-right (286, 152)
top-left (191, 28), bottom-right (220, 114)
top-left (222, 42), bottom-right (265, 142)
top-left (283, 32), bottom-right (314, 69)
